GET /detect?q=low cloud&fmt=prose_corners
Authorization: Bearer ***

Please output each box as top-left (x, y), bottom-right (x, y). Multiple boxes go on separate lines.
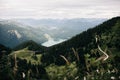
top-left (0, 0), bottom-right (120, 19)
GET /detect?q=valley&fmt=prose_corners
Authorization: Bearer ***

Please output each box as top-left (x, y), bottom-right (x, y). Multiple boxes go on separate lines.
top-left (0, 18), bottom-right (106, 48)
top-left (0, 17), bottom-right (120, 80)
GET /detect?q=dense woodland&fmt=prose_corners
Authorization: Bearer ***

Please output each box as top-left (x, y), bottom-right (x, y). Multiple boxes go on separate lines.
top-left (0, 17), bottom-right (120, 80)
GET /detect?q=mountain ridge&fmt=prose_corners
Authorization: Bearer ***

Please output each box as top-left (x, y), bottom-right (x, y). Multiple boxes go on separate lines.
top-left (0, 18), bottom-right (106, 48)
top-left (0, 21), bottom-right (46, 48)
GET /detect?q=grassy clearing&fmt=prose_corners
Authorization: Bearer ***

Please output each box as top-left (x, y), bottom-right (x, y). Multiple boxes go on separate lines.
top-left (10, 48), bottom-right (42, 65)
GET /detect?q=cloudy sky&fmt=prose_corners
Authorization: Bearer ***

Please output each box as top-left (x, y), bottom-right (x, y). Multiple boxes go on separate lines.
top-left (0, 0), bottom-right (120, 19)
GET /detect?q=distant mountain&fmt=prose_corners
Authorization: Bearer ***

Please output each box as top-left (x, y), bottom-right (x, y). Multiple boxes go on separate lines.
top-left (0, 18), bottom-right (106, 48)
top-left (0, 20), bottom-right (46, 48)
top-left (16, 18), bottom-right (106, 39)
top-left (41, 17), bottom-right (120, 65)
top-left (13, 40), bottom-right (46, 52)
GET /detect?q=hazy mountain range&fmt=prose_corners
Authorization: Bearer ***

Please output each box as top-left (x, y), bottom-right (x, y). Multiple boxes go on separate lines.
top-left (0, 18), bottom-right (106, 48)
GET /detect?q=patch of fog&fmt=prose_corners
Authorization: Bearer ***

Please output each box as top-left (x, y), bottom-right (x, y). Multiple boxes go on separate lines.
top-left (42, 33), bottom-right (66, 47)
top-left (42, 39), bottom-right (66, 47)
top-left (44, 33), bottom-right (53, 40)
top-left (49, 26), bottom-right (58, 30)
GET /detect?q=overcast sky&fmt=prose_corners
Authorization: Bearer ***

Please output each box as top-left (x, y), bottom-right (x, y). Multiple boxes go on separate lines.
top-left (0, 0), bottom-right (120, 19)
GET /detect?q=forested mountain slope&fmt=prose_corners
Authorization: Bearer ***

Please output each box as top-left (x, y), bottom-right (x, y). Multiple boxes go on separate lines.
top-left (42, 16), bottom-right (120, 65)
top-left (40, 17), bottom-right (120, 80)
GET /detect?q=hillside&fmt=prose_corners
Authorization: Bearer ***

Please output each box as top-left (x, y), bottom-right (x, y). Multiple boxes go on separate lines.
top-left (40, 16), bottom-right (120, 79)
top-left (13, 40), bottom-right (46, 52)
top-left (0, 17), bottom-right (120, 80)
top-left (41, 16), bottom-right (120, 65)
top-left (10, 48), bottom-right (42, 65)
top-left (42, 17), bottom-right (120, 80)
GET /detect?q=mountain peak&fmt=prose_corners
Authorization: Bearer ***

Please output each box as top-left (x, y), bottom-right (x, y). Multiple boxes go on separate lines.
top-left (13, 40), bottom-right (45, 52)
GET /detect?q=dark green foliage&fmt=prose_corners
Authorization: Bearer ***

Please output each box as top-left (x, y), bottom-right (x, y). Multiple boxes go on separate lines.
top-left (0, 55), bottom-right (14, 80)
top-left (9, 57), bottom-right (49, 80)
top-left (0, 44), bottom-right (13, 80)
top-left (0, 44), bottom-right (11, 56)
